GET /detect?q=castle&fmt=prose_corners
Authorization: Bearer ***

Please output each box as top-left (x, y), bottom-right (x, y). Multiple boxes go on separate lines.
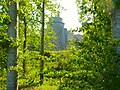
top-left (52, 16), bottom-right (82, 50)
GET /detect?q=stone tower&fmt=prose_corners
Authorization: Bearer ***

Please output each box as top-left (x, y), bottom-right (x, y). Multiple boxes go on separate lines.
top-left (64, 28), bottom-right (68, 48)
top-left (52, 17), bottom-right (66, 50)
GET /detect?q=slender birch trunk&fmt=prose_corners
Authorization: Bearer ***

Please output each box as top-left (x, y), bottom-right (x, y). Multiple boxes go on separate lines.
top-left (7, 0), bottom-right (18, 90)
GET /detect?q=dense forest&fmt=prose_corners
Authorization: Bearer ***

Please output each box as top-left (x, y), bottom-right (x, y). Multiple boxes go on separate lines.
top-left (1, 0), bottom-right (120, 90)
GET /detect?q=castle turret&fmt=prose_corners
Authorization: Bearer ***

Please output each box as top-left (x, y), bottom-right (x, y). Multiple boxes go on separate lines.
top-left (52, 17), bottom-right (65, 50)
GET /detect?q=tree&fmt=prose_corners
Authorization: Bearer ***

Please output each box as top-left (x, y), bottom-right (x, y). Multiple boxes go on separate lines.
top-left (23, 16), bottom-right (27, 74)
top-left (60, 0), bottom-right (120, 89)
top-left (111, 0), bottom-right (120, 54)
top-left (0, 0), bottom-right (62, 89)
top-left (7, 0), bottom-right (18, 90)
top-left (40, 0), bottom-right (45, 85)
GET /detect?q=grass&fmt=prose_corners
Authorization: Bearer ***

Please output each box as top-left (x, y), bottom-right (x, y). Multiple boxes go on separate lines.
top-left (20, 86), bottom-right (58, 90)
top-left (19, 50), bottom-right (70, 90)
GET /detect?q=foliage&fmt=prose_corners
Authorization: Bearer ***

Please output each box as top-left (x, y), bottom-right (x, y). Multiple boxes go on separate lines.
top-left (0, 1), bottom-right (10, 89)
top-left (18, 0), bottom-right (58, 51)
top-left (1, 0), bottom-right (120, 89)
top-left (0, 0), bottom-right (61, 89)
top-left (17, 0), bottom-right (62, 88)
top-left (55, 0), bottom-right (120, 89)
top-left (111, 0), bottom-right (120, 9)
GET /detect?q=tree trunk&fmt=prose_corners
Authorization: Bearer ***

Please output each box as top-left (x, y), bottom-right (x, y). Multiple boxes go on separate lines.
top-left (112, 8), bottom-right (120, 76)
top-left (40, 0), bottom-right (45, 85)
top-left (7, 1), bottom-right (18, 90)
top-left (23, 16), bottom-right (27, 74)
top-left (112, 9), bottom-right (120, 53)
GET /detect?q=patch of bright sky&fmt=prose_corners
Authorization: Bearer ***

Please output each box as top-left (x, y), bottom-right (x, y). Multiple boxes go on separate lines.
top-left (57, 0), bottom-right (81, 30)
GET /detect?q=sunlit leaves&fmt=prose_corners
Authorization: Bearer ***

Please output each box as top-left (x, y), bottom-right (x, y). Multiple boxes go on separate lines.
top-left (63, 0), bottom-right (120, 89)
top-left (111, 0), bottom-right (120, 9)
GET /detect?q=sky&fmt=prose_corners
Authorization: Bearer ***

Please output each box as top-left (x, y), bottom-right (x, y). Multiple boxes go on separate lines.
top-left (58, 0), bottom-right (81, 30)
